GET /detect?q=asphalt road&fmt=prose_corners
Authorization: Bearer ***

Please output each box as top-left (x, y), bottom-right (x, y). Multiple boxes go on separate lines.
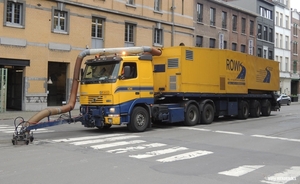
top-left (0, 103), bottom-right (300, 184)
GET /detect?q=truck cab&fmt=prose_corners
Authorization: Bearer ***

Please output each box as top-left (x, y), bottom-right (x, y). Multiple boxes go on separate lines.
top-left (79, 54), bottom-right (154, 131)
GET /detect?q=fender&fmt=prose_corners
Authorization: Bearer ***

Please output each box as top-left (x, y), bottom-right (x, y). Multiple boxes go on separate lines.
top-left (199, 99), bottom-right (215, 113)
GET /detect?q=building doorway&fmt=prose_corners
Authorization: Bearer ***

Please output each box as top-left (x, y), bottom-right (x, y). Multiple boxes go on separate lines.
top-left (47, 62), bottom-right (67, 106)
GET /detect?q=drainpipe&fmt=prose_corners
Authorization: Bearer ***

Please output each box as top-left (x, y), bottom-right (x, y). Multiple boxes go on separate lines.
top-left (171, 0), bottom-right (175, 46)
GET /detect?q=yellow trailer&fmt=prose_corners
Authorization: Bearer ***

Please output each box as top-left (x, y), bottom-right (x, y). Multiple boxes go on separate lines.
top-left (153, 47), bottom-right (279, 94)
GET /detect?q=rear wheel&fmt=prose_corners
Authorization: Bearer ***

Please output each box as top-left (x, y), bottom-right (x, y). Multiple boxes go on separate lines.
top-left (127, 106), bottom-right (149, 132)
top-left (201, 103), bottom-right (214, 124)
top-left (238, 100), bottom-right (249, 119)
top-left (250, 100), bottom-right (261, 118)
top-left (184, 104), bottom-right (199, 126)
top-left (261, 100), bottom-right (271, 116)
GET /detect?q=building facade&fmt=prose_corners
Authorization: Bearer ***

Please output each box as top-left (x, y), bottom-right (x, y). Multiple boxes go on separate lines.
top-left (273, 0), bottom-right (292, 95)
top-left (194, 0), bottom-right (257, 53)
top-left (221, 0), bottom-right (275, 60)
top-left (291, 9), bottom-right (300, 95)
top-left (1, 0), bottom-right (276, 111)
top-left (0, 0), bottom-right (195, 111)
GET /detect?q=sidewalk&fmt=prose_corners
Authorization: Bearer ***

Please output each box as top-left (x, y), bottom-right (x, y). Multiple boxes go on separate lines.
top-left (0, 109), bottom-right (80, 121)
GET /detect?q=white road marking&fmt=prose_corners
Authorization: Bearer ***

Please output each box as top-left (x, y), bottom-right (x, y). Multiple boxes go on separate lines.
top-left (107, 143), bottom-right (167, 154)
top-left (261, 166), bottom-right (300, 184)
top-left (252, 135), bottom-right (300, 143)
top-left (1, 127), bottom-right (54, 133)
top-left (129, 146), bottom-right (188, 159)
top-left (0, 125), bottom-right (9, 127)
top-left (214, 130), bottom-right (243, 135)
top-left (71, 135), bottom-right (140, 145)
top-left (91, 140), bottom-right (146, 150)
top-left (179, 127), bottom-right (211, 131)
top-left (157, 150), bottom-right (213, 163)
top-left (52, 134), bottom-right (124, 142)
top-left (218, 165), bottom-right (265, 177)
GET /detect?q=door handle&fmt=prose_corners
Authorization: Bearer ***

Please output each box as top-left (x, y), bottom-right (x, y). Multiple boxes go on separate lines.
top-left (135, 92), bottom-right (140, 95)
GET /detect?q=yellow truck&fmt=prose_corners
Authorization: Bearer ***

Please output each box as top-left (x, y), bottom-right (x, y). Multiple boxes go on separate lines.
top-left (12, 46), bottom-right (281, 145)
top-left (78, 46), bottom-right (279, 132)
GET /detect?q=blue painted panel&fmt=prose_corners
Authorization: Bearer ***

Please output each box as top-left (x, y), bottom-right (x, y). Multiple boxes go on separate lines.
top-left (169, 107), bottom-right (184, 123)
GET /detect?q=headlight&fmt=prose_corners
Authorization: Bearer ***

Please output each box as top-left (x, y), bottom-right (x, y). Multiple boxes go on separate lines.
top-left (109, 108), bottom-right (115, 113)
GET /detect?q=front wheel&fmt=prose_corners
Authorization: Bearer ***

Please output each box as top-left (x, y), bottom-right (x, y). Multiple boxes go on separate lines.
top-left (127, 106), bottom-right (149, 132)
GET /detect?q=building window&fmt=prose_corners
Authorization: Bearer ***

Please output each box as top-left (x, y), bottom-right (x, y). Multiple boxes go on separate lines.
top-left (222, 11), bottom-right (227, 29)
top-left (154, 0), bottom-right (161, 11)
top-left (210, 8), bottom-right (216, 26)
top-left (91, 17), bottom-right (104, 48)
top-left (154, 27), bottom-right (163, 46)
top-left (232, 15), bottom-right (237, 32)
top-left (241, 18), bottom-right (246, 34)
top-left (269, 28), bottom-right (273, 42)
top-left (258, 24), bottom-right (262, 39)
top-left (294, 24), bottom-right (298, 36)
top-left (257, 48), bottom-right (262, 57)
top-left (285, 36), bottom-right (289, 49)
top-left (280, 34), bottom-right (283, 48)
top-left (127, 0), bottom-right (135, 5)
top-left (196, 36), bottom-right (203, 47)
top-left (293, 42), bottom-right (298, 54)
top-left (5, 0), bottom-right (25, 27)
top-left (259, 6), bottom-right (272, 20)
top-left (276, 12), bottom-right (279, 26)
top-left (263, 26), bottom-right (268, 41)
top-left (224, 41), bottom-right (227, 49)
top-left (263, 49), bottom-right (267, 58)
top-left (125, 23), bottom-right (135, 46)
top-left (232, 43), bottom-right (237, 51)
top-left (276, 33), bottom-right (279, 47)
top-left (250, 20), bottom-right (254, 36)
top-left (241, 44), bottom-right (246, 53)
top-left (268, 50), bottom-right (273, 60)
top-left (280, 13), bottom-right (283, 26)
top-left (280, 56), bottom-right (283, 71)
top-left (209, 38), bottom-right (216, 48)
top-left (293, 61), bottom-right (297, 74)
top-left (92, 17), bottom-right (103, 38)
top-left (52, 8), bottom-right (69, 33)
top-left (286, 15), bottom-right (289, 28)
top-left (285, 57), bottom-right (289, 72)
top-left (196, 3), bottom-right (203, 22)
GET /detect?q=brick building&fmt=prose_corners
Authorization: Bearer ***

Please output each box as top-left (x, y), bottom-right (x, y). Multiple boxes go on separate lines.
top-left (0, 0), bottom-right (194, 111)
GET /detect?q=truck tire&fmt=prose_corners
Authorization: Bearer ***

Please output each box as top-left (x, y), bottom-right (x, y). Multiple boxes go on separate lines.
top-left (127, 106), bottom-right (149, 132)
top-left (238, 100), bottom-right (249, 119)
top-left (201, 103), bottom-right (214, 124)
top-left (184, 104), bottom-right (199, 126)
top-left (261, 100), bottom-right (271, 116)
top-left (250, 100), bottom-right (261, 118)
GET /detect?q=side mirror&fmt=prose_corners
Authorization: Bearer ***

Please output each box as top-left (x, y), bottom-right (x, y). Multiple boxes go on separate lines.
top-left (80, 68), bottom-right (84, 79)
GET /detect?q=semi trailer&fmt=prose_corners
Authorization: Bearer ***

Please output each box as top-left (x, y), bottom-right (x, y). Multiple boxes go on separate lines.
top-left (12, 46), bottom-right (280, 144)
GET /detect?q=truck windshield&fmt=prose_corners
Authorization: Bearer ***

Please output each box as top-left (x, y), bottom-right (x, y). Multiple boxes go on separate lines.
top-left (81, 61), bottom-right (120, 84)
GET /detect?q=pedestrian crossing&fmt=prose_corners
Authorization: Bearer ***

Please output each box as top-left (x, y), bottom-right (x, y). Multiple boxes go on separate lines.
top-left (52, 133), bottom-right (213, 163)
top-left (51, 133), bottom-right (300, 183)
top-left (1, 127), bottom-right (300, 183)
top-left (0, 125), bottom-right (55, 134)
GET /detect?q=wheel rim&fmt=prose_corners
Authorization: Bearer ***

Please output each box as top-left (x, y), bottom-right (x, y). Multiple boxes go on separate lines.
top-left (136, 113), bottom-right (145, 126)
top-left (189, 110), bottom-right (196, 121)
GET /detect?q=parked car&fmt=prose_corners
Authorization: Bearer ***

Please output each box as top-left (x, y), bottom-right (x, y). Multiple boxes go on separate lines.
top-left (277, 94), bottom-right (291, 105)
